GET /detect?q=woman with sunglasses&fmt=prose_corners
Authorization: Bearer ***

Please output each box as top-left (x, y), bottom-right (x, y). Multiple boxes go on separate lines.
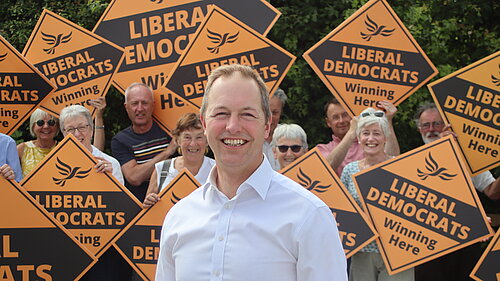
top-left (341, 107), bottom-right (411, 281)
top-left (271, 123), bottom-right (308, 170)
top-left (16, 109), bottom-right (60, 177)
top-left (142, 113), bottom-right (215, 208)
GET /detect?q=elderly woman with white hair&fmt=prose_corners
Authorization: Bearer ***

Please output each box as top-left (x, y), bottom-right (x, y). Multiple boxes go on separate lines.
top-left (271, 123), bottom-right (308, 170)
top-left (59, 105), bottom-right (123, 184)
top-left (341, 107), bottom-right (409, 281)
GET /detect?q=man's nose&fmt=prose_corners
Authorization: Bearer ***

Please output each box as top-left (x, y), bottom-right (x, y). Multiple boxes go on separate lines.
top-left (226, 114), bottom-right (241, 133)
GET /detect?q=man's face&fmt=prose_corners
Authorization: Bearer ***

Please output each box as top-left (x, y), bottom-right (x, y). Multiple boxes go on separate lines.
top-left (124, 86), bottom-right (154, 127)
top-left (62, 115), bottom-right (93, 150)
top-left (418, 109), bottom-right (445, 144)
top-left (201, 73), bottom-right (270, 172)
top-left (273, 137), bottom-right (306, 169)
top-left (325, 103), bottom-right (351, 139)
top-left (268, 96), bottom-right (283, 141)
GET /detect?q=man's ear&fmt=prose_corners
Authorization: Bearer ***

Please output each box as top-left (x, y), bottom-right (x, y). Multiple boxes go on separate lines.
top-left (200, 114), bottom-right (207, 130)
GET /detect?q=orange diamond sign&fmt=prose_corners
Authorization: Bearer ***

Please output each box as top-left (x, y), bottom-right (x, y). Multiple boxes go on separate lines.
top-left (115, 170), bottom-right (200, 281)
top-left (21, 134), bottom-right (142, 258)
top-left (470, 227), bottom-right (500, 281)
top-left (23, 9), bottom-right (124, 118)
top-left (303, 0), bottom-right (437, 116)
top-left (0, 35), bottom-right (55, 135)
top-left (1, 177), bottom-right (96, 280)
top-left (352, 136), bottom-right (493, 274)
top-left (428, 51), bottom-right (499, 176)
top-left (163, 5), bottom-right (295, 110)
top-left (280, 148), bottom-right (378, 258)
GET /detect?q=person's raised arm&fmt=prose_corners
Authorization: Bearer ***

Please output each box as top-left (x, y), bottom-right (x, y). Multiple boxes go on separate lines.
top-left (378, 100), bottom-right (400, 156)
top-left (325, 117), bottom-right (358, 171)
top-left (90, 97), bottom-right (106, 151)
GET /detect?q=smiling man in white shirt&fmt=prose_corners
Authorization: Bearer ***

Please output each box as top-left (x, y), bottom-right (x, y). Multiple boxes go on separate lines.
top-left (155, 64), bottom-right (347, 281)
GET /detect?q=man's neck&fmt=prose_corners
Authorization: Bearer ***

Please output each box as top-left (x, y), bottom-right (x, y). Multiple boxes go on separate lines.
top-left (132, 122), bottom-right (153, 134)
top-left (215, 158), bottom-right (263, 199)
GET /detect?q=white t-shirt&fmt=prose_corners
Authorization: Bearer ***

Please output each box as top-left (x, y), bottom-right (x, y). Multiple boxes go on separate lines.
top-left (472, 171), bottom-right (495, 192)
top-left (154, 156), bottom-right (215, 191)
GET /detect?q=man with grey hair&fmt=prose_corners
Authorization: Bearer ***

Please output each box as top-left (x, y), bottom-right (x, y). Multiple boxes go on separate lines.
top-left (156, 64), bottom-right (347, 281)
top-left (111, 82), bottom-right (176, 202)
top-left (271, 123), bottom-right (308, 169)
top-left (263, 88), bottom-right (287, 170)
top-left (414, 101), bottom-right (499, 281)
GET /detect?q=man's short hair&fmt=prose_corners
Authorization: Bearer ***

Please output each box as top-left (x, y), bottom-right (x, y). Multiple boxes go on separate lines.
top-left (59, 105), bottom-right (93, 133)
top-left (271, 123), bottom-right (308, 149)
top-left (414, 101), bottom-right (438, 126)
top-left (124, 82), bottom-right (154, 103)
top-left (323, 97), bottom-right (340, 117)
top-left (201, 64), bottom-right (271, 123)
top-left (271, 88), bottom-right (288, 109)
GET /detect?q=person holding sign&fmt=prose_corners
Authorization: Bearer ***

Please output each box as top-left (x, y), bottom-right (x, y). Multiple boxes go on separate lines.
top-left (0, 133), bottom-right (22, 181)
top-left (271, 123), bottom-right (308, 169)
top-left (341, 107), bottom-right (413, 281)
top-left (414, 101), bottom-right (499, 281)
top-left (111, 82), bottom-right (177, 202)
top-left (143, 112), bottom-right (215, 208)
top-left (16, 109), bottom-right (59, 178)
top-left (155, 64), bottom-right (347, 281)
top-left (317, 98), bottom-right (400, 176)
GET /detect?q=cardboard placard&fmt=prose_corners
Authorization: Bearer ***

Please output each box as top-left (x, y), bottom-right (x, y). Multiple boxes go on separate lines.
top-left (163, 5), bottom-right (295, 113)
top-left (352, 136), bottom-right (493, 274)
top-left (303, 0), bottom-right (437, 116)
top-left (93, 0), bottom-right (280, 93)
top-left (470, 227), bottom-right (500, 281)
top-left (21, 134), bottom-right (142, 258)
top-left (280, 148), bottom-right (378, 258)
top-left (23, 9), bottom-right (124, 117)
top-left (0, 176), bottom-right (96, 281)
top-left (428, 51), bottom-right (499, 176)
top-left (0, 35), bottom-right (55, 135)
top-left (114, 170), bottom-right (200, 281)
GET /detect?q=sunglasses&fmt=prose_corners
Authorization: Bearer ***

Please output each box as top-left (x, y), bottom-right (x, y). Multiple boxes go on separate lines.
top-left (277, 145), bottom-right (303, 153)
top-left (361, 111), bottom-right (385, 118)
top-left (36, 119), bottom-right (56, 127)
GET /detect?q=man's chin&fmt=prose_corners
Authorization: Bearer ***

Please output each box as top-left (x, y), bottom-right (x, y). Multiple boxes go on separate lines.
top-left (422, 136), bottom-right (439, 144)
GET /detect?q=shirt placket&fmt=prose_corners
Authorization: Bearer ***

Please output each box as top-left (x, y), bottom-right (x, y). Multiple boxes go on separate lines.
top-left (210, 198), bottom-right (236, 281)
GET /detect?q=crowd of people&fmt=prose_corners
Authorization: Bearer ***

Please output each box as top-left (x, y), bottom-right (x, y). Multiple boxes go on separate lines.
top-left (1, 63), bottom-right (498, 281)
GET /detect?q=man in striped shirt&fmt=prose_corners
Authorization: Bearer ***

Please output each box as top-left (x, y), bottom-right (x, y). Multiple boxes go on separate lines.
top-left (111, 82), bottom-right (177, 202)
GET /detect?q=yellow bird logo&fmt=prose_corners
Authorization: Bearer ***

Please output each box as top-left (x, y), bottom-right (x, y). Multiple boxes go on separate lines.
top-left (41, 31), bottom-right (72, 55)
top-left (360, 15), bottom-right (395, 42)
top-left (206, 29), bottom-right (239, 54)
top-left (0, 53), bottom-right (7, 62)
top-left (52, 157), bottom-right (91, 187)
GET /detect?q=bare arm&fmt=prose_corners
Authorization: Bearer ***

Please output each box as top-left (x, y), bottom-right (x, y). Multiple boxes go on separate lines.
top-left (143, 168), bottom-right (160, 208)
top-left (483, 177), bottom-right (500, 200)
top-left (121, 138), bottom-right (177, 186)
top-left (378, 100), bottom-right (400, 156)
top-left (90, 97), bottom-right (106, 151)
top-left (325, 117), bottom-right (358, 170)
top-left (16, 142), bottom-right (25, 161)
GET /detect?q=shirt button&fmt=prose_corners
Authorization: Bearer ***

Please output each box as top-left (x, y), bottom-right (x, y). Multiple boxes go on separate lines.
top-left (218, 235), bottom-right (224, 241)
top-left (214, 270), bottom-right (221, 277)
top-left (224, 203), bottom-right (231, 209)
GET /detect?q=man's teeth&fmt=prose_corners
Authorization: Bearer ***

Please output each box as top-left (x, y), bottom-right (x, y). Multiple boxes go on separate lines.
top-left (367, 144), bottom-right (377, 147)
top-left (224, 139), bottom-right (245, 146)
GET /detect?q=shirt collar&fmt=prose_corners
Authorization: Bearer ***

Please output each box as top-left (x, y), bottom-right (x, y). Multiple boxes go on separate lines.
top-left (202, 154), bottom-right (273, 200)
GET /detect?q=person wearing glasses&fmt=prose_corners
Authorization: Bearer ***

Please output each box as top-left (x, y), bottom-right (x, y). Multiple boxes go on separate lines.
top-left (1, 133), bottom-right (22, 182)
top-left (341, 107), bottom-right (413, 281)
top-left (414, 101), bottom-right (499, 281)
top-left (316, 98), bottom-right (400, 176)
top-left (59, 105), bottom-right (123, 184)
top-left (271, 123), bottom-right (308, 170)
top-left (16, 109), bottom-right (59, 177)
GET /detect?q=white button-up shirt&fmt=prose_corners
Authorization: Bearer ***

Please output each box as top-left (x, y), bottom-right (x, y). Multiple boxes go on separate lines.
top-left (155, 157), bottom-right (347, 281)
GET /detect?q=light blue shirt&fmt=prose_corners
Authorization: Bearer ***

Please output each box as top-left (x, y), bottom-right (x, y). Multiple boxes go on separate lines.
top-left (0, 133), bottom-right (22, 182)
top-left (156, 156), bottom-right (347, 281)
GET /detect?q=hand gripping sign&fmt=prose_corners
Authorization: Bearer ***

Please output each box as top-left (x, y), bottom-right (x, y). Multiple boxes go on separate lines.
top-left (280, 148), bottom-right (378, 258)
top-left (21, 134), bottom-right (143, 259)
top-left (428, 51), bottom-right (499, 176)
top-left (0, 35), bottom-right (55, 135)
top-left (114, 170), bottom-right (200, 281)
top-left (303, 0), bottom-right (437, 116)
top-left (0, 176), bottom-right (96, 281)
top-left (23, 9), bottom-right (124, 118)
top-left (470, 227), bottom-right (500, 281)
top-left (93, 0), bottom-right (280, 94)
top-left (352, 136), bottom-right (493, 275)
top-left (163, 5), bottom-right (295, 113)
